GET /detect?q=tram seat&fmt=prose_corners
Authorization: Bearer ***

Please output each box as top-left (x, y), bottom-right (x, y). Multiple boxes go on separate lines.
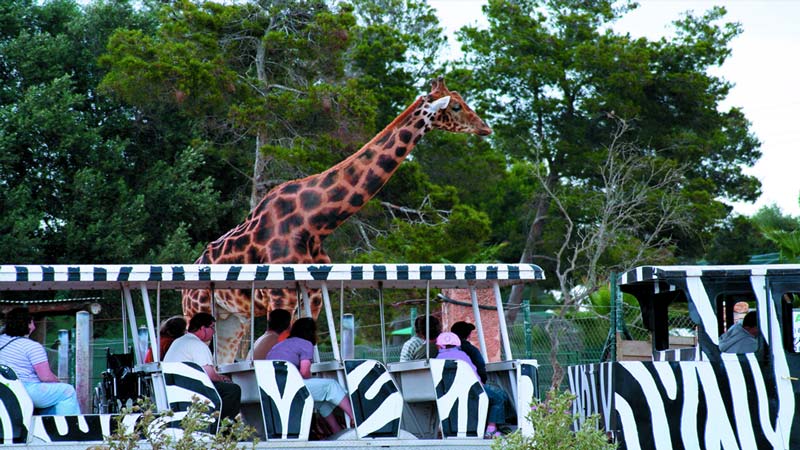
top-left (343, 359), bottom-right (403, 438)
top-left (0, 364), bottom-right (34, 444)
top-left (0, 364), bottom-right (136, 444)
top-left (252, 360), bottom-right (314, 440)
top-left (429, 359), bottom-right (488, 438)
top-left (160, 361), bottom-right (222, 434)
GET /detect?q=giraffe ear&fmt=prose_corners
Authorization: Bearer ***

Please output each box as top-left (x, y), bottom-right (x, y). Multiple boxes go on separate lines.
top-left (429, 95), bottom-right (451, 113)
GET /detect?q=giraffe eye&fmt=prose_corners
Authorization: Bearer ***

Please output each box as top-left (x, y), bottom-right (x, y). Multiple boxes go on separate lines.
top-left (451, 103), bottom-right (462, 112)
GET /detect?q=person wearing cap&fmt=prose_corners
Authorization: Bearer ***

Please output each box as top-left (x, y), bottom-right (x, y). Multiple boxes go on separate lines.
top-left (435, 331), bottom-right (509, 438)
top-left (450, 321), bottom-right (487, 383)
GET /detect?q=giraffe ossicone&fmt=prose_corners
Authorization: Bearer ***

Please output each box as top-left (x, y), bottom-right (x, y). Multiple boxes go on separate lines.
top-left (182, 77), bottom-right (492, 364)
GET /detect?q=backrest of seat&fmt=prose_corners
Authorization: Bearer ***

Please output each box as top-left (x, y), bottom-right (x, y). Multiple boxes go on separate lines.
top-left (252, 360), bottom-right (313, 440)
top-left (429, 359), bottom-right (487, 438)
top-left (0, 364), bottom-right (33, 444)
top-left (344, 359), bottom-right (403, 438)
top-left (160, 361), bottom-right (221, 434)
top-left (516, 359), bottom-right (539, 436)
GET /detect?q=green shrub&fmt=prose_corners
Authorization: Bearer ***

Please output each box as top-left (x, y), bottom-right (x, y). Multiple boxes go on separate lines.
top-left (491, 389), bottom-right (616, 450)
top-left (99, 397), bottom-right (258, 450)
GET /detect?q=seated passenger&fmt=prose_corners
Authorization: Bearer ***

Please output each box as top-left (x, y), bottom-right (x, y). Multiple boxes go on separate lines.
top-left (399, 315), bottom-right (441, 361)
top-left (267, 318), bottom-right (354, 434)
top-left (0, 307), bottom-right (80, 414)
top-left (435, 331), bottom-right (511, 439)
top-left (249, 308), bottom-right (291, 360)
top-left (164, 312), bottom-right (241, 422)
top-left (144, 315), bottom-right (186, 363)
top-left (719, 311), bottom-right (758, 353)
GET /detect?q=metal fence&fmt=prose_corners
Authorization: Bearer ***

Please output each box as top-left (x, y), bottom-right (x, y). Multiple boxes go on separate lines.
top-left (42, 302), bottom-right (696, 397)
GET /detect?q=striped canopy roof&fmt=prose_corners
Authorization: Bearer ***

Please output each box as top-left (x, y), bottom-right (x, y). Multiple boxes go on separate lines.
top-left (0, 263), bottom-right (545, 291)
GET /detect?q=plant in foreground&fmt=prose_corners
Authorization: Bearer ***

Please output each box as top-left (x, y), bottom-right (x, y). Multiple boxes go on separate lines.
top-left (97, 397), bottom-right (258, 450)
top-left (491, 389), bottom-right (616, 450)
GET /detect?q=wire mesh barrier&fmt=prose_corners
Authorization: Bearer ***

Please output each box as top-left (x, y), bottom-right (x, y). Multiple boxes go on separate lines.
top-left (38, 302), bottom-right (698, 399)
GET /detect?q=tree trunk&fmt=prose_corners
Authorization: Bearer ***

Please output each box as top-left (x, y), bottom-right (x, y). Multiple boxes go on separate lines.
top-left (506, 169), bottom-right (558, 322)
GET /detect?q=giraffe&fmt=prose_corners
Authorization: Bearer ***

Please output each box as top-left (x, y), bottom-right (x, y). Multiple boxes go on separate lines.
top-left (182, 77), bottom-right (492, 363)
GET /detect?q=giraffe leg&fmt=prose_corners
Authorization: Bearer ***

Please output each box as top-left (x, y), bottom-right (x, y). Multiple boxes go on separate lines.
top-left (214, 312), bottom-right (248, 364)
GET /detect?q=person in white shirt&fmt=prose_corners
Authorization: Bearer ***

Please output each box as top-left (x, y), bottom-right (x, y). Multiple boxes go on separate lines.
top-left (164, 312), bottom-right (241, 422)
top-left (0, 307), bottom-right (79, 414)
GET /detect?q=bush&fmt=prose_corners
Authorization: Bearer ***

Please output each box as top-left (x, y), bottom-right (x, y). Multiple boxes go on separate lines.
top-left (98, 397), bottom-right (258, 450)
top-left (491, 389), bottom-right (616, 450)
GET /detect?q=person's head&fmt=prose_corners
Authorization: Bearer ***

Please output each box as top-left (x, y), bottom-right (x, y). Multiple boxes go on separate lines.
top-left (742, 311), bottom-right (758, 336)
top-left (733, 301), bottom-right (750, 323)
top-left (160, 316), bottom-right (187, 339)
top-left (450, 321), bottom-right (476, 340)
top-left (289, 317), bottom-right (317, 345)
top-left (268, 308), bottom-right (292, 333)
top-left (3, 307), bottom-right (34, 337)
top-left (414, 315), bottom-right (441, 340)
top-left (436, 332), bottom-right (461, 349)
top-left (188, 312), bottom-right (216, 342)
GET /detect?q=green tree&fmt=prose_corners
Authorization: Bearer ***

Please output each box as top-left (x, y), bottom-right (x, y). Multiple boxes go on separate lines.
top-left (457, 0), bottom-right (761, 313)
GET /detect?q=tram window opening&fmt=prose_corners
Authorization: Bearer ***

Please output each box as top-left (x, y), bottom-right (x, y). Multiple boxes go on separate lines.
top-left (781, 292), bottom-right (800, 353)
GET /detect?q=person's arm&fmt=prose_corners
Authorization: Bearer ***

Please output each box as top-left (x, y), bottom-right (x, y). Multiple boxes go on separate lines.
top-left (203, 364), bottom-right (231, 382)
top-left (299, 359), bottom-right (312, 379)
top-left (33, 361), bottom-right (60, 383)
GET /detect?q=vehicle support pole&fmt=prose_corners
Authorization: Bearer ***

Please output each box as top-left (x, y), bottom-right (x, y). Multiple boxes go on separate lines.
top-left (139, 283), bottom-right (158, 363)
top-left (155, 283), bottom-right (161, 362)
top-left (58, 329), bottom-right (69, 382)
top-left (342, 313), bottom-right (355, 360)
top-left (493, 282), bottom-right (514, 360)
top-left (378, 283), bottom-right (387, 364)
top-left (470, 286), bottom-right (489, 361)
top-left (321, 283), bottom-right (341, 361)
top-left (75, 310), bottom-right (92, 414)
top-left (122, 285), bottom-right (143, 365)
top-left (299, 284), bottom-right (320, 363)
top-left (492, 281), bottom-right (517, 402)
top-left (210, 283), bottom-right (217, 366)
top-left (250, 281), bottom-right (256, 353)
top-left (425, 281), bottom-right (431, 360)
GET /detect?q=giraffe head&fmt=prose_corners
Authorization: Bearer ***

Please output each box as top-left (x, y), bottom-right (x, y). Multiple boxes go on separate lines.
top-left (426, 76), bottom-right (492, 136)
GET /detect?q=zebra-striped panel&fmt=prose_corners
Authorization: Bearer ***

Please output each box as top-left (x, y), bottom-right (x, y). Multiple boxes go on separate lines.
top-left (30, 414), bottom-right (142, 442)
top-left (0, 263), bottom-right (544, 291)
top-left (569, 359), bottom-right (785, 450)
top-left (344, 359), bottom-right (403, 438)
top-left (253, 360), bottom-right (313, 440)
top-left (161, 361), bottom-right (221, 434)
top-left (515, 359), bottom-right (539, 436)
top-left (0, 364), bottom-right (33, 444)
top-left (429, 359), bottom-right (487, 438)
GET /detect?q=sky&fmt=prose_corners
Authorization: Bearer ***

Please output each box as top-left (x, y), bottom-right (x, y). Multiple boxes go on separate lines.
top-left (428, 0), bottom-right (800, 217)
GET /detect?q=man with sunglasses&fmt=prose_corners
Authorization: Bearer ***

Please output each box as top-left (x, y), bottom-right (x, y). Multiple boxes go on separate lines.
top-left (164, 312), bottom-right (241, 422)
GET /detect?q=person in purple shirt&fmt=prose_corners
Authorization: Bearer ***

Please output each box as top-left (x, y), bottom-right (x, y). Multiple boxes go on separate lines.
top-left (267, 318), bottom-right (355, 434)
top-left (435, 331), bottom-right (510, 439)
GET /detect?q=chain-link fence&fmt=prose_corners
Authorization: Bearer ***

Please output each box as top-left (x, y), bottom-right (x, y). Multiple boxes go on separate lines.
top-left (38, 301), bottom-right (697, 397)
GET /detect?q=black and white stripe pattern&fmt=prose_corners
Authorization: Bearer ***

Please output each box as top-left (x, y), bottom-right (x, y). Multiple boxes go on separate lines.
top-left (429, 359), bottom-right (487, 438)
top-left (30, 414), bottom-right (141, 443)
top-left (515, 359), bottom-right (539, 436)
top-left (344, 359), bottom-right (403, 438)
top-left (569, 264), bottom-right (800, 450)
top-left (0, 365), bottom-right (33, 444)
top-left (161, 362), bottom-right (221, 435)
top-left (253, 360), bottom-right (313, 440)
top-left (0, 263), bottom-right (544, 290)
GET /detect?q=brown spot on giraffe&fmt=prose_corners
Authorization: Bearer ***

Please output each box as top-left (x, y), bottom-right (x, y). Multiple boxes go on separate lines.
top-left (182, 76), bottom-right (491, 364)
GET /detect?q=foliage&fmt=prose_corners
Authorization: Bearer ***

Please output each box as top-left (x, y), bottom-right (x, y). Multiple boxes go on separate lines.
top-left (491, 389), bottom-right (615, 450)
top-left (102, 397), bottom-right (257, 450)
top-left (458, 0), bottom-right (761, 282)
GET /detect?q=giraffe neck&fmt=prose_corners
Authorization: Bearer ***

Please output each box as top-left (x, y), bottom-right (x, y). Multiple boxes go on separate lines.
top-left (311, 96), bottom-right (433, 231)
